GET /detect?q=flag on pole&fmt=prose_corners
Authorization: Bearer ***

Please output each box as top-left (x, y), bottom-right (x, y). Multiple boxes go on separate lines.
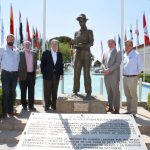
top-left (26, 18), bottom-right (30, 41)
top-left (19, 11), bottom-right (23, 44)
top-left (143, 12), bottom-right (150, 45)
top-left (36, 28), bottom-right (40, 49)
top-left (32, 26), bottom-right (36, 48)
top-left (1, 18), bottom-right (4, 46)
top-left (100, 40), bottom-right (103, 56)
top-left (118, 34), bottom-right (121, 50)
top-left (135, 19), bottom-right (139, 46)
top-left (130, 24), bottom-right (133, 41)
top-left (10, 4), bottom-right (14, 35)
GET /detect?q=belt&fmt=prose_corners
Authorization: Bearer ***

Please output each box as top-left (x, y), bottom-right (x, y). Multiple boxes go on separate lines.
top-left (2, 69), bottom-right (18, 73)
top-left (123, 75), bottom-right (138, 77)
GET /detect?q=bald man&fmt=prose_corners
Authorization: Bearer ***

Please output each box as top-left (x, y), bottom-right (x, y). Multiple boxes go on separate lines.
top-left (102, 39), bottom-right (122, 114)
top-left (19, 41), bottom-right (37, 111)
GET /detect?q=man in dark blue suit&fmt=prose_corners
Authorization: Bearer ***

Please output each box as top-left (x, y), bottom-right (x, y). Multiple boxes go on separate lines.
top-left (40, 39), bottom-right (64, 111)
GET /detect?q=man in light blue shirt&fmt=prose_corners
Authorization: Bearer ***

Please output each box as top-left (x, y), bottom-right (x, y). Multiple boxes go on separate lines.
top-left (123, 40), bottom-right (143, 116)
top-left (0, 34), bottom-right (20, 118)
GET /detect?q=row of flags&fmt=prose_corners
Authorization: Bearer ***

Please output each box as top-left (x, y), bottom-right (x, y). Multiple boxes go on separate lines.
top-left (1, 3), bottom-right (42, 49)
top-left (100, 13), bottom-right (150, 55)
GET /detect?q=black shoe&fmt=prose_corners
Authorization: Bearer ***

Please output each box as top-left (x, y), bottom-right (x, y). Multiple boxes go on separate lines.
top-left (112, 110), bottom-right (119, 114)
top-left (45, 107), bottom-right (49, 111)
top-left (1, 113), bottom-right (9, 118)
top-left (23, 107), bottom-right (27, 110)
top-left (73, 92), bottom-right (78, 95)
top-left (29, 107), bottom-right (36, 111)
top-left (51, 106), bottom-right (56, 110)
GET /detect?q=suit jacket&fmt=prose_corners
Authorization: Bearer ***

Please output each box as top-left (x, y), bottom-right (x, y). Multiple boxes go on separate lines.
top-left (40, 50), bottom-right (64, 80)
top-left (19, 51), bottom-right (37, 81)
top-left (102, 49), bottom-right (122, 80)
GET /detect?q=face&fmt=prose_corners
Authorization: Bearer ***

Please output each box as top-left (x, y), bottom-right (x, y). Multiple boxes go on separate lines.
top-left (7, 35), bottom-right (14, 47)
top-left (108, 40), bottom-right (116, 49)
top-left (24, 42), bottom-right (31, 51)
top-left (125, 41), bottom-right (133, 54)
top-left (78, 18), bottom-right (86, 27)
top-left (50, 41), bottom-right (58, 52)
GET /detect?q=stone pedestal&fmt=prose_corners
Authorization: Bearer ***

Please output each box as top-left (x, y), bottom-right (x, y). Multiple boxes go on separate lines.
top-left (56, 94), bottom-right (107, 114)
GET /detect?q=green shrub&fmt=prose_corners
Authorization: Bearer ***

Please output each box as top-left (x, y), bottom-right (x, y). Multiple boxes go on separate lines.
top-left (139, 73), bottom-right (150, 83)
top-left (147, 92), bottom-right (150, 112)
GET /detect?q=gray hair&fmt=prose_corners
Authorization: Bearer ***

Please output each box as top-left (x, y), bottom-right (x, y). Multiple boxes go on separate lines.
top-left (50, 39), bottom-right (59, 45)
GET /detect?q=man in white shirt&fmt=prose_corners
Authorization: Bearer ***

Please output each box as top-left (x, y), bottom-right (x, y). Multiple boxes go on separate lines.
top-left (123, 40), bottom-right (143, 116)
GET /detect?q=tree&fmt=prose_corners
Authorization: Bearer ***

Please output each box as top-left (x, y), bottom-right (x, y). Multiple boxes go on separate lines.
top-left (94, 60), bottom-right (101, 67)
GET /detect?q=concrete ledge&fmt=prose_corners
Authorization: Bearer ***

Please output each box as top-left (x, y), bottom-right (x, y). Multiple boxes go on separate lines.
top-left (56, 94), bottom-right (107, 114)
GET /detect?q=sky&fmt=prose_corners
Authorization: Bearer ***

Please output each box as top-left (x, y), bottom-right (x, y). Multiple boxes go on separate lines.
top-left (1, 0), bottom-right (150, 61)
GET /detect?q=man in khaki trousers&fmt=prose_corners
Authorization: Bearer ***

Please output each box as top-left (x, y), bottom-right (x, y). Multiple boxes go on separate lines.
top-left (123, 40), bottom-right (143, 116)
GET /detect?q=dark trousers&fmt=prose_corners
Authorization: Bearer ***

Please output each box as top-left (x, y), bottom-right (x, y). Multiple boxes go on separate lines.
top-left (44, 74), bottom-right (59, 110)
top-left (1, 70), bottom-right (18, 114)
top-left (19, 72), bottom-right (35, 108)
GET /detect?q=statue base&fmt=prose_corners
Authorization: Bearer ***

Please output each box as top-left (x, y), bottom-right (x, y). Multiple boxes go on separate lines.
top-left (56, 93), bottom-right (107, 114)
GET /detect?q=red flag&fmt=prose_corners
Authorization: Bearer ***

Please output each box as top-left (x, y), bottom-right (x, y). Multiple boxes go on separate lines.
top-left (26, 19), bottom-right (30, 41)
top-left (10, 4), bottom-right (14, 34)
top-left (143, 13), bottom-right (150, 45)
top-left (36, 28), bottom-right (40, 49)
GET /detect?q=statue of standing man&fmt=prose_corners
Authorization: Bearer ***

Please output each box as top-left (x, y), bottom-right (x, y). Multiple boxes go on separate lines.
top-left (73, 14), bottom-right (94, 99)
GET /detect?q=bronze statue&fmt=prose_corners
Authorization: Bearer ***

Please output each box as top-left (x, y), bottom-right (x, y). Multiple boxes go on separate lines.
top-left (73, 14), bottom-right (94, 99)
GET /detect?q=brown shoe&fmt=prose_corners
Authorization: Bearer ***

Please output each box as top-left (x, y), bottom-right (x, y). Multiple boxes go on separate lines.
top-left (106, 108), bottom-right (113, 112)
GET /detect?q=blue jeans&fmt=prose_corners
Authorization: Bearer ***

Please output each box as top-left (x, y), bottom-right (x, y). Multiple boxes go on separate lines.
top-left (1, 70), bottom-right (18, 114)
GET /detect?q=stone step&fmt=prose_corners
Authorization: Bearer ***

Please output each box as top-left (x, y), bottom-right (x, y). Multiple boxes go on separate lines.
top-left (142, 134), bottom-right (150, 150)
top-left (0, 130), bottom-right (21, 143)
top-left (0, 143), bottom-right (17, 150)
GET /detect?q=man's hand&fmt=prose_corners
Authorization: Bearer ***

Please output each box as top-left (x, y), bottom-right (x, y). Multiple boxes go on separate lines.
top-left (104, 69), bottom-right (110, 75)
top-left (60, 75), bottom-right (63, 80)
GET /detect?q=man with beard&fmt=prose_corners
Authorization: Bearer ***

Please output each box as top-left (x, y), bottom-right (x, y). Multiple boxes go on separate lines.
top-left (0, 34), bottom-right (20, 118)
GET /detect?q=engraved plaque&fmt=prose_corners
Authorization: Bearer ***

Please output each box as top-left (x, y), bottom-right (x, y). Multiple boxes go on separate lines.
top-left (16, 113), bottom-right (148, 150)
top-left (74, 103), bottom-right (89, 112)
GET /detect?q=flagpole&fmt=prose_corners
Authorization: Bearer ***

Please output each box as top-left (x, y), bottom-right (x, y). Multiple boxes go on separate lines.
top-left (42, 0), bottom-right (46, 106)
top-left (120, 0), bottom-right (124, 104)
top-left (42, 0), bottom-right (46, 52)
top-left (143, 43), bottom-right (146, 82)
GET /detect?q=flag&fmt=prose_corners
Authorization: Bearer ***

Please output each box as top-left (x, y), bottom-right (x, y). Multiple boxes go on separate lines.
top-left (1, 18), bottom-right (4, 46)
top-left (118, 34), bottom-right (121, 50)
top-left (26, 19), bottom-right (30, 41)
top-left (36, 28), bottom-right (40, 49)
top-left (130, 25), bottom-right (133, 41)
top-left (124, 29), bottom-right (127, 42)
top-left (143, 12), bottom-right (150, 45)
top-left (19, 11), bottom-right (23, 44)
top-left (32, 26), bottom-right (36, 48)
top-left (10, 4), bottom-right (14, 35)
top-left (135, 19), bottom-right (139, 46)
top-left (100, 40), bottom-right (103, 56)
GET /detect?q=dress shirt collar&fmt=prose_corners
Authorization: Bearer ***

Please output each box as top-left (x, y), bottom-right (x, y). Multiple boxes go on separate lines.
top-left (51, 48), bottom-right (57, 54)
